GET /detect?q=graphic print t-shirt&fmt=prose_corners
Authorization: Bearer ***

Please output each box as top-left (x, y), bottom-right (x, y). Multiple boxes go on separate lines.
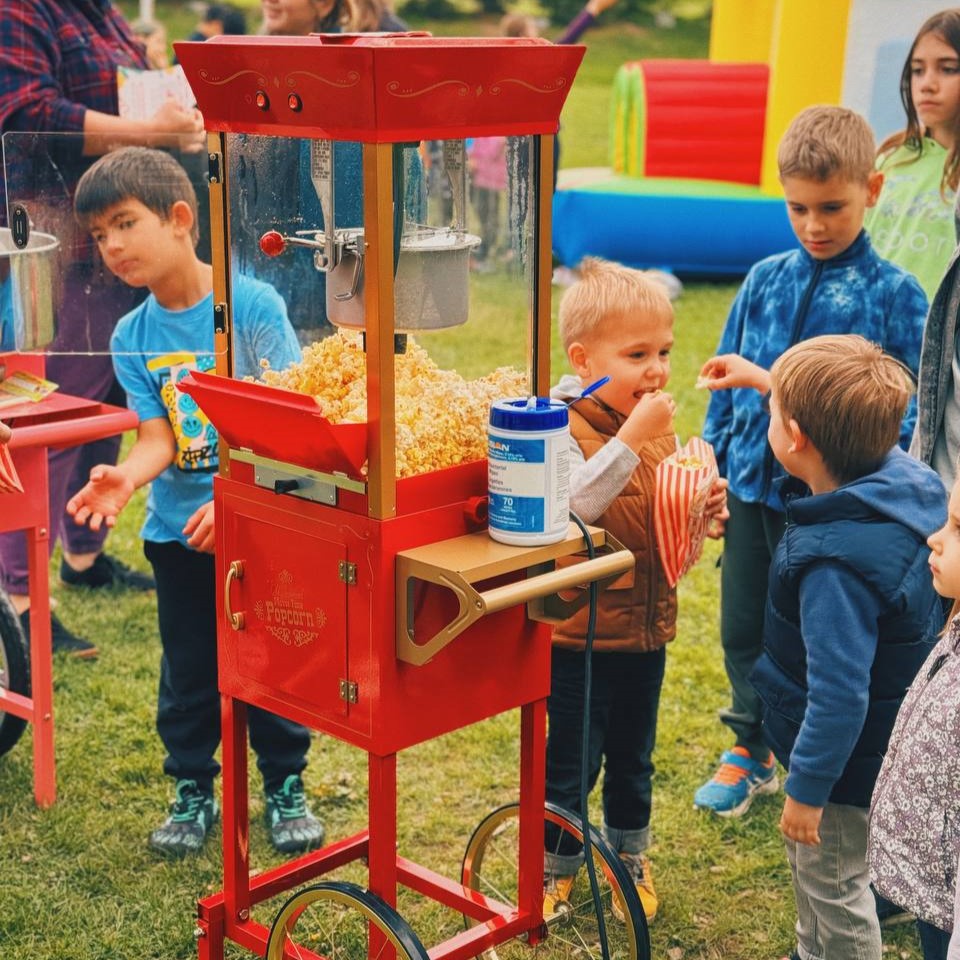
top-left (111, 274), bottom-right (300, 545)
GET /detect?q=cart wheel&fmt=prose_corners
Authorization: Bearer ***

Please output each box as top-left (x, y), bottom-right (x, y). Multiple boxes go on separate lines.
top-left (265, 880), bottom-right (432, 960)
top-left (0, 589), bottom-right (29, 758)
top-left (461, 801), bottom-right (650, 960)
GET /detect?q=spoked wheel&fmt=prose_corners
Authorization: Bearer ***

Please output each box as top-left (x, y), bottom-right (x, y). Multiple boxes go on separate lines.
top-left (265, 880), bottom-right (432, 960)
top-left (461, 802), bottom-right (650, 960)
top-left (0, 589), bottom-right (29, 758)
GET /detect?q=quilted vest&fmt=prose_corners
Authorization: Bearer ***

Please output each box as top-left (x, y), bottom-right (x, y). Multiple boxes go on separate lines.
top-left (754, 507), bottom-right (940, 806)
top-left (552, 401), bottom-right (677, 654)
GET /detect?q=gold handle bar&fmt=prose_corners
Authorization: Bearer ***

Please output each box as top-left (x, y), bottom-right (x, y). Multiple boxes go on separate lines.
top-left (396, 524), bottom-right (633, 666)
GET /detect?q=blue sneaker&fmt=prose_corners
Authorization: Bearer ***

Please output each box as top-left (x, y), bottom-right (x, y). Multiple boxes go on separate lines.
top-left (693, 747), bottom-right (778, 817)
top-left (265, 774), bottom-right (325, 854)
top-left (149, 779), bottom-right (218, 857)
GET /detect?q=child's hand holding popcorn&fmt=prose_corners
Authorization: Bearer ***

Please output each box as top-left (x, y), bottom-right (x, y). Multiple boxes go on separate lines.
top-left (616, 390), bottom-right (676, 452)
top-left (705, 477), bottom-right (729, 539)
top-left (698, 354), bottom-right (771, 395)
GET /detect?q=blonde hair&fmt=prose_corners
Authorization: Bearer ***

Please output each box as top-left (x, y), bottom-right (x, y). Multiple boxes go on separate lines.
top-left (777, 105), bottom-right (876, 184)
top-left (770, 335), bottom-right (912, 486)
top-left (558, 257), bottom-right (673, 351)
top-left (500, 13), bottom-right (537, 37)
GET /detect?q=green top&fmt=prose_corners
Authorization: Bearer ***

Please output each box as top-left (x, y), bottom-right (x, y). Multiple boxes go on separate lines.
top-left (865, 139), bottom-right (956, 301)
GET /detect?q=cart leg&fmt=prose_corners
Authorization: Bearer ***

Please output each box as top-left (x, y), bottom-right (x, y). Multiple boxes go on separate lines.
top-left (222, 695), bottom-right (251, 932)
top-left (369, 752), bottom-right (398, 960)
top-left (519, 699), bottom-right (547, 941)
top-left (195, 914), bottom-right (223, 960)
top-left (27, 521), bottom-right (55, 808)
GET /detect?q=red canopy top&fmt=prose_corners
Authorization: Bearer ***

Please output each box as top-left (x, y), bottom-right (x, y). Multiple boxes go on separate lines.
top-left (174, 34), bottom-right (585, 142)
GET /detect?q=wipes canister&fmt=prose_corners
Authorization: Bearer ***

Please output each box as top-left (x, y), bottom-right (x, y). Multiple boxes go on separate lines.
top-left (488, 397), bottom-right (570, 545)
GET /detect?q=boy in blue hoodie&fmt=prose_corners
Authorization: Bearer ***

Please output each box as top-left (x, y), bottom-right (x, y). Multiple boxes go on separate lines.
top-left (695, 106), bottom-right (929, 817)
top-left (711, 335), bottom-right (945, 959)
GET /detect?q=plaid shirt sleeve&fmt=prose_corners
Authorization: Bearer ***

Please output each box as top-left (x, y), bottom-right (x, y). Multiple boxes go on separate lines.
top-left (0, 0), bottom-right (147, 134)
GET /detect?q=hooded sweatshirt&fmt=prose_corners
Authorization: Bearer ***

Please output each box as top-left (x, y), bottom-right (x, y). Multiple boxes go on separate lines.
top-left (751, 447), bottom-right (946, 808)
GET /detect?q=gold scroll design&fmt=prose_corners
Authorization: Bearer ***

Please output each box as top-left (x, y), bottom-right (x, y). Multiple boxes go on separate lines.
top-left (386, 79), bottom-right (471, 98)
top-left (489, 77), bottom-right (568, 95)
top-left (198, 68), bottom-right (267, 87)
top-left (385, 77), bottom-right (567, 99)
top-left (285, 70), bottom-right (361, 89)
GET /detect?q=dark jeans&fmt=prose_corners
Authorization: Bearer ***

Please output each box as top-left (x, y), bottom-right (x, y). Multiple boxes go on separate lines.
top-left (917, 919), bottom-right (951, 960)
top-left (719, 493), bottom-right (786, 760)
top-left (145, 539), bottom-right (311, 794)
top-left (545, 646), bottom-right (666, 864)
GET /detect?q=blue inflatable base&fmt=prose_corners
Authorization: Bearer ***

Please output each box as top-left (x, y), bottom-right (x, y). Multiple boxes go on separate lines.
top-left (552, 169), bottom-right (797, 276)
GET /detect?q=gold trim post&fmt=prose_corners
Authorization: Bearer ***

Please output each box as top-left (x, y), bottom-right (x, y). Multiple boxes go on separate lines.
top-left (363, 142), bottom-right (398, 520)
top-left (531, 134), bottom-right (555, 397)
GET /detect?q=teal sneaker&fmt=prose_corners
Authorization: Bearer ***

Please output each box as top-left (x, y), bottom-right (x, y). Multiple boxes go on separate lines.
top-left (265, 774), bottom-right (325, 854)
top-left (148, 779), bottom-right (218, 857)
top-left (693, 747), bottom-right (778, 817)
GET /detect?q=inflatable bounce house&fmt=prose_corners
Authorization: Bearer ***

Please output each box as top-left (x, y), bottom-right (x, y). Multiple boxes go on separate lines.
top-left (552, 0), bottom-right (948, 276)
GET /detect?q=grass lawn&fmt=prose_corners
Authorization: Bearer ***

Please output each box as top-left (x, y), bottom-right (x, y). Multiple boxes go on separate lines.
top-left (0, 7), bottom-right (925, 960)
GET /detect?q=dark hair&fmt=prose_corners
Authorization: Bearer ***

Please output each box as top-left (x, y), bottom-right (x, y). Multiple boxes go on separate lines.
top-left (74, 147), bottom-right (199, 245)
top-left (879, 9), bottom-right (960, 193)
top-left (206, 4), bottom-right (247, 34)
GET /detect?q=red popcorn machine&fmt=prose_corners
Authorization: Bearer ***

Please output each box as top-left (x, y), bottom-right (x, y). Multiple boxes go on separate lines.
top-left (175, 33), bottom-right (645, 960)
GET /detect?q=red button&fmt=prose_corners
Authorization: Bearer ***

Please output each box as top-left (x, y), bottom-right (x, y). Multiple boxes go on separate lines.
top-left (255, 90), bottom-right (269, 110)
top-left (259, 231), bottom-right (286, 257)
top-left (288, 93), bottom-right (302, 112)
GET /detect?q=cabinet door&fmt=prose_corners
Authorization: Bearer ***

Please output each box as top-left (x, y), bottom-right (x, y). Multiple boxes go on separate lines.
top-left (219, 491), bottom-right (349, 723)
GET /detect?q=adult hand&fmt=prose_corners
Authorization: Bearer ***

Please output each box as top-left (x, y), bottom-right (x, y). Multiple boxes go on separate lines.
top-left (149, 97), bottom-right (205, 153)
top-left (780, 796), bottom-right (823, 846)
top-left (617, 390), bottom-right (676, 452)
top-left (183, 499), bottom-right (216, 553)
top-left (66, 464), bottom-right (135, 531)
top-left (698, 354), bottom-right (771, 394)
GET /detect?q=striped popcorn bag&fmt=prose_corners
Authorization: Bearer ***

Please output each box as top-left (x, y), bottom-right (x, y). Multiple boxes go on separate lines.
top-left (0, 443), bottom-right (22, 494)
top-left (654, 436), bottom-right (718, 587)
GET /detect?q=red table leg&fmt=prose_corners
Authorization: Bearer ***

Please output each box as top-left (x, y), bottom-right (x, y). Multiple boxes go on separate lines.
top-left (27, 518), bottom-right (54, 807)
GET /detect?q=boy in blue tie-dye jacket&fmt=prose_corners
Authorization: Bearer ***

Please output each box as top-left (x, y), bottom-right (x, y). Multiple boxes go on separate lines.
top-left (692, 106), bottom-right (928, 820)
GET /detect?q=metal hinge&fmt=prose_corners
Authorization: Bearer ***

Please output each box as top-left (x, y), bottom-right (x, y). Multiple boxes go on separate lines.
top-left (213, 302), bottom-right (228, 336)
top-left (207, 151), bottom-right (223, 184)
top-left (338, 560), bottom-right (357, 585)
top-left (339, 679), bottom-right (358, 704)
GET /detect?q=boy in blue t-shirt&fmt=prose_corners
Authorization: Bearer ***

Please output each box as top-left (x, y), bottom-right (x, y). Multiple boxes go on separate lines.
top-left (67, 147), bottom-right (323, 858)
top-left (694, 106), bottom-right (928, 818)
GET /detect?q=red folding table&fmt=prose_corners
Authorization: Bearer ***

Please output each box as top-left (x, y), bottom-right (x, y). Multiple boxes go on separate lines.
top-left (0, 353), bottom-right (137, 807)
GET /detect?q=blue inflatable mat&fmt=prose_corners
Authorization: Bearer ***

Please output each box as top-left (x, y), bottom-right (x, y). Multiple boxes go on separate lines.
top-left (552, 169), bottom-right (797, 276)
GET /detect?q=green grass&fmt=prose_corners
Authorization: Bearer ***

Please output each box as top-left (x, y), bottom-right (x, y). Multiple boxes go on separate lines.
top-left (0, 8), bottom-right (926, 960)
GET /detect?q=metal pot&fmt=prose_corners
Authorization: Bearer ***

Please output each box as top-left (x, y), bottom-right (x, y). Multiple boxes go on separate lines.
top-left (327, 226), bottom-right (480, 332)
top-left (0, 227), bottom-right (59, 350)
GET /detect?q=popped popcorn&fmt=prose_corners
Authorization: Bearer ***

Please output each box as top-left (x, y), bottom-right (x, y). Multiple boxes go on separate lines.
top-left (260, 330), bottom-right (527, 477)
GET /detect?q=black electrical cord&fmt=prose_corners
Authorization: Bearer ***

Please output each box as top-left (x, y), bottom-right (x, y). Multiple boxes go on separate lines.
top-left (567, 509), bottom-right (610, 960)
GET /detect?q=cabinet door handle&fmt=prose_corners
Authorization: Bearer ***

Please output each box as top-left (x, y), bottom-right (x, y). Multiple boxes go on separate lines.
top-left (225, 560), bottom-right (245, 630)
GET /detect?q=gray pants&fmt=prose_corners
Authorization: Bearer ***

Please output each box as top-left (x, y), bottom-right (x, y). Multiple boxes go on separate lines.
top-left (785, 803), bottom-right (881, 960)
top-left (719, 494), bottom-right (786, 759)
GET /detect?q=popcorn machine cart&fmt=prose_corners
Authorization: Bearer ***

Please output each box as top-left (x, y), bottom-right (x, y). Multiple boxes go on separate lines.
top-left (175, 33), bottom-right (645, 960)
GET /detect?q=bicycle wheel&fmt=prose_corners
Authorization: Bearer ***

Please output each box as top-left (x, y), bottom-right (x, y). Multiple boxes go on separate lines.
top-left (265, 880), bottom-right (432, 960)
top-left (462, 801), bottom-right (649, 960)
top-left (0, 589), bottom-right (29, 757)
